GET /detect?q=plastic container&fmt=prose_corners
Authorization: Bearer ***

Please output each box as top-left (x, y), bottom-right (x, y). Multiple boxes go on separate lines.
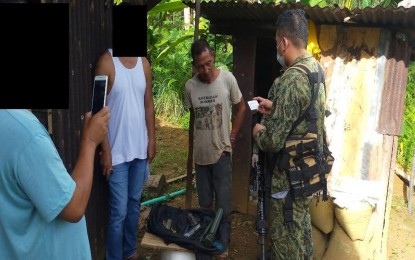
top-left (160, 250), bottom-right (196, 260)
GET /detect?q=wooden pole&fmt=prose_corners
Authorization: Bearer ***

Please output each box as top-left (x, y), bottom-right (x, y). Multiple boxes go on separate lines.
top-left (185, 0), bottom-right (200, 208)
top-left (185, 119), bottom-right (194, 208)
top-left (409, 148), bottom-right (415, 214)
top-left (194, 0), bottom-right (200, 42)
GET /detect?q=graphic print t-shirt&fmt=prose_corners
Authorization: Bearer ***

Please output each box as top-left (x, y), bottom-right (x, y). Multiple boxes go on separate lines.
top-left (184, 70), bottom-right (242, 165)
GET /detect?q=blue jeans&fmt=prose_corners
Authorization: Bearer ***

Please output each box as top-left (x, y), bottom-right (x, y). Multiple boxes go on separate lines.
top-left (106, 158), bottom-right (149, 260)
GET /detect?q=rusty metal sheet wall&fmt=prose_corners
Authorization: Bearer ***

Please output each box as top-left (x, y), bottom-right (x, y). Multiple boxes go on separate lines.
top-left (52, 1), bottom-right (112, 259)
top-left (319, 25), bottom-right (398, 183)
top-left (377, 32), bottom-right (411, 136)
top-left (319, 25), bottom-right (403, 258)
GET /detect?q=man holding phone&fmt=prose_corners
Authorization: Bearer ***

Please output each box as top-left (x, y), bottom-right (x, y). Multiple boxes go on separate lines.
top-left (94, 48), bottom-right (156, 260)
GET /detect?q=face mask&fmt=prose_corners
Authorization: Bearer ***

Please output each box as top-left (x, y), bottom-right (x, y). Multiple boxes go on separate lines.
top-left (276, 52), bottom-right (286, 68)
top-left (276, 39), bottom-right (287, 68)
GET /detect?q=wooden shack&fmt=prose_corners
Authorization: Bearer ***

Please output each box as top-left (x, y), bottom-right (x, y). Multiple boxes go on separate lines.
top-left (183, 1), bottom-right (415, 259)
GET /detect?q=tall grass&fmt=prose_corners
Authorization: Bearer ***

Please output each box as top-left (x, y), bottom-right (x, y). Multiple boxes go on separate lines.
top-left (153, 76), bottom-right (187, 123)
top-left (151, 38), bottom-right (192, 125)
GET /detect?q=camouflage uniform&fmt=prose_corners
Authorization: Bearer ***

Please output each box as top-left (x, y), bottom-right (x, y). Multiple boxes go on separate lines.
top-left (254, 53), bottom-right (326, 259)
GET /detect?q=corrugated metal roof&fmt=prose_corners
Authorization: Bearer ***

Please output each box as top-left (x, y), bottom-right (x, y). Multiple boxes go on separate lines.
top-left (123, 0), bottom-right (163, 9)
top-left (183, 1), bottom-right (415, 45)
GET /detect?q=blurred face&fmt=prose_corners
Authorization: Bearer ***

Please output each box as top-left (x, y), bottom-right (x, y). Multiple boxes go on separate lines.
top-left (193, 49), bottom-right (215, 83)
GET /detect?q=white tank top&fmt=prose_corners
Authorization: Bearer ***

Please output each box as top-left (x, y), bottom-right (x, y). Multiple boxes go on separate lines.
top-left (107, 49), bottom-right (148, 166)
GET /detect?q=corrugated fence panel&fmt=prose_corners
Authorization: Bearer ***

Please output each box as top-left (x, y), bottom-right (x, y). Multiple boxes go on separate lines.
top-left (319, 25), bottom-right (402, 257)
top-left (52, 1), bottom-right (112, 259)
top-left (377, 32), bottom-right (411, 136)
top-left (320, 26), bottom-right (385, 182)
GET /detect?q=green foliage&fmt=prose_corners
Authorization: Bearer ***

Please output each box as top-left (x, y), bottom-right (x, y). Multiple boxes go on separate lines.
top-left (300, 0), bottom-right (328, 7)
top-left (210, 34), bottom-right (234, 71)
top-left (148, 0), bottom-right (187, 14)
top-left (273, 0), bottom-right (402, 9)
top-left (115, 0), bottom-right (402, 8)
top-left (320, 0), bottom-right (402, 9)
top-left (148, 0), bottom-right (193, 124)
top-left (152, 73), bottom-right (188, 123)
top-left (397, 62), bottom-right (415, 172)
top-left (180, 111), bottom-right (190, 130)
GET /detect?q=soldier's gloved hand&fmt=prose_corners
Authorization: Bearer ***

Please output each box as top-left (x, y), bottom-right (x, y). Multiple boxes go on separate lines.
top-left (252, 153), bottom-right (258, 168)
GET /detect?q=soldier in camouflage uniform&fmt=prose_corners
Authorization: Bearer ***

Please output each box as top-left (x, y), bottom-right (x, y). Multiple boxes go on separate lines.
top-left (252, 9), bottom-right (326, 260)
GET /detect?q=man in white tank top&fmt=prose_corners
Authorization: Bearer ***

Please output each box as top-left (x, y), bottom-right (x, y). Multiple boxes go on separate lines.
top-left (95, 48), bottom-right (156, 260)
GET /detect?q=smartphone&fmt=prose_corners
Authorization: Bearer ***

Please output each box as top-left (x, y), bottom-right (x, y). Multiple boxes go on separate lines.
top-left (91, 75), bottom-right (108, 115)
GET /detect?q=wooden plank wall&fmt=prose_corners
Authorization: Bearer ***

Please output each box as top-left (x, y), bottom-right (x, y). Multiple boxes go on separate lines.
top-left (232, 34), bottom-right (256, 214)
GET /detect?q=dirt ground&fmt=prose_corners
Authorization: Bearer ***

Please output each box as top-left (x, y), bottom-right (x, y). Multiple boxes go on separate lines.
top-left (387, 173), bottom-right (415, 259)
top-left (136, 118), bottom-right (415, 260)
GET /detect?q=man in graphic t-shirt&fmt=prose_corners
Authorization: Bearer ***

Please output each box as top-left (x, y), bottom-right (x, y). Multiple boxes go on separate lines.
top-left (184, 38), bottom-right (246, 219)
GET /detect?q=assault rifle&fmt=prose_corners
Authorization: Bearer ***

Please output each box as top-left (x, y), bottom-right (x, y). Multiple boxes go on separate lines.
top-left (253, 162), bottom-right (268, 260)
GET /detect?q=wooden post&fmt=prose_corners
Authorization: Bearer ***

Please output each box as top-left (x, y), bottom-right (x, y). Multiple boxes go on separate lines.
top-left (185, 120), bottom-right (194, 208)
top-left (231, 34), bottom-right (257, 214)
top-left (194, 0), bottom-right (200, 42)
top-left (185, 0), bottom-right (200, 208)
